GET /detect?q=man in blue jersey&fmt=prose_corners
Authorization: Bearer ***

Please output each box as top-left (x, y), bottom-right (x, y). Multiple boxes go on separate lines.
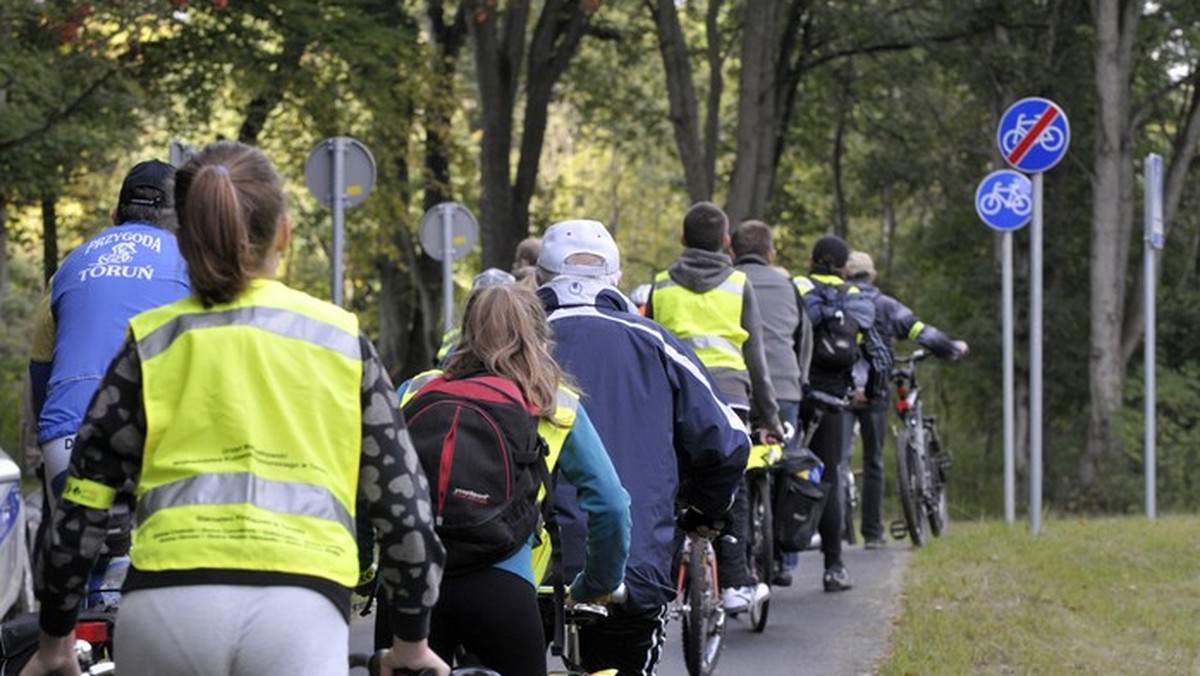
top-left (29, 159), bottom-right (190, 606)
top-left (536, 219), bottom-right (750, 676)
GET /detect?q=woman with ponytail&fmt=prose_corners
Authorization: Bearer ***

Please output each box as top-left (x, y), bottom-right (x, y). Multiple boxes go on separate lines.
top-left (24, 141), bottom-right (449, 676)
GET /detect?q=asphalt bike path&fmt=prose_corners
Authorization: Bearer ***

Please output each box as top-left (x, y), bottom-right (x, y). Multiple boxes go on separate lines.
top-left (349, 541), bottom-right (910, 675)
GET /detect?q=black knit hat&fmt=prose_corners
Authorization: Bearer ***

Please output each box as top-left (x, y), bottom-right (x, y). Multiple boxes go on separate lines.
top-left (118, 160), bottom-right (174, 208)
top-left (811, 235), bottom-right (850, 271)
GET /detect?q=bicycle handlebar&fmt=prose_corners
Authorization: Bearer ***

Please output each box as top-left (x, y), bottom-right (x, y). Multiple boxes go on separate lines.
top-left (894, 349), bottom-right (929, 365)
top-left (805, 389), bottom-right (849, 412)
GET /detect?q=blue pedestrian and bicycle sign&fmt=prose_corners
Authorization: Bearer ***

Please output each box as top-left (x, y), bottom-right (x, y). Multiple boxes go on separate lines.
top-left (975, 169), bottom-right (1032, 231)
top-left (997, 97), bottom-right (1070, 173)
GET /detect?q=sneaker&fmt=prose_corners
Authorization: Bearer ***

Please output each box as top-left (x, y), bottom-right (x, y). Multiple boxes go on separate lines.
top-left (823, 565), bottom-right (853, 592)
top-left (864, 536), bottom-right (888, 550)
top-left (772, 570), bottom-right (793, 587)
top-left (752, 582), bottom-right (770, 604)
top-left (720, 585), bottom-right (755, 612)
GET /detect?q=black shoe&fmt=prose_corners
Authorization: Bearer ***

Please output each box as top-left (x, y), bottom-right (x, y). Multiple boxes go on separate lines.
top-left (823, 565), bottom-right (853, 592)
top-left (864, 536), bottom-right (887, 550)
top-left (772, 571), bottom-right (793, 587)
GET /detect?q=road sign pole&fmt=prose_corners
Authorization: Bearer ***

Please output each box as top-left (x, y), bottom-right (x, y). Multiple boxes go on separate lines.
top-left (331, 137), bottom-right (346, 307)
top-left (1030, 172), bottom-right (1044, 536)
top-left (1144, 153), bottom-right (1163, 519)
top-left (1003, 231), bottom-right (1016, 525)
top-left (441, 203), bottom-right (454, 334)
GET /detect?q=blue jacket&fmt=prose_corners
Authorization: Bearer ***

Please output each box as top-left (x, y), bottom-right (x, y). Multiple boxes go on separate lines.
top-left (538, 276), bottom-right (750, 611)
top-left (848, 281), bottom-right (966, 397)
top-left (31, 223), bottom-right (190, 444)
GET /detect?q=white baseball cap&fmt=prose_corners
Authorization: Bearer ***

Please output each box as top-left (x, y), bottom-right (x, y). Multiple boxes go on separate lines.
top-left (537, 219), bottom-right (620, 277)
top-left (472, 267), bottom-right (516, 289)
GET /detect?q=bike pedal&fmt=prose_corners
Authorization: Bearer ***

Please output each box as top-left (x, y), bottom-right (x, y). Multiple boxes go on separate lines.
top-left (889, 520), bottom-right (909, 540)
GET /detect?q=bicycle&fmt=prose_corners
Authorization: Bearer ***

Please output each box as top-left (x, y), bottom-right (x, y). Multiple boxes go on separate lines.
top-left (742, 438), bottom-right (781, 633)
top-left (672, 529), bottom-right (725, 676)
top-left (888, 350), bottom-right (952, 547)
top-left (541, 584), bottom-right (623, 676)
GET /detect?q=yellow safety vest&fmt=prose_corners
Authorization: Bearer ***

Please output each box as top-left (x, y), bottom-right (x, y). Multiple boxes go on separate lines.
top-left (651, 269), bottom-right (749, 374)
top-left (400, 370), bottom-right (578, 583)
top-left (124, 279), bottom-right (363, 587)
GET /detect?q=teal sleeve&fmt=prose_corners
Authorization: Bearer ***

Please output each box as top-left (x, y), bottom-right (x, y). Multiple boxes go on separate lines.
top-left (557, 405), bottom-right (632, 601)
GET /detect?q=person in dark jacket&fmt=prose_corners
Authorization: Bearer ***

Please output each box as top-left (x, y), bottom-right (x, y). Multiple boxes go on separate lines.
top-left (794, 235), bottom-right (891, 592)
top-left (646, 202), bottom-right (783, 613)
top-left (843, 251), bottom-right (968, 549)
top-left (536, 218), bottom-right (749, 676)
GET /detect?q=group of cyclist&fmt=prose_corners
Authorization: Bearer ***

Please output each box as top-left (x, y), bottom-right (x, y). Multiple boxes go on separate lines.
top-left (15, 140), bottom-right (969, 676)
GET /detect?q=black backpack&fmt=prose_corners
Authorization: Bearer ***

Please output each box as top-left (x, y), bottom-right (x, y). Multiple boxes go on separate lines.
top-left (401, 373), bottom-right (550, 575)
top-left (809, 282), bottom-right (861, 370)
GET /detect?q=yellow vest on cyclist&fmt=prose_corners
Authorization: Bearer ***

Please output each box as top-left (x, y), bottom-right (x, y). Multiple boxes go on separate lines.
top-left (122, 279), bottom-right (363, 587)
top-left (400, 370), bottom-right (579, 583)
top-left (651, 269), bottom-right (749, 374)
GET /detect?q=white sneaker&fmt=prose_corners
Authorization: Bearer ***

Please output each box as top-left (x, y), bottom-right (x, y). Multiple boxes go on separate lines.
top-left (752, 582), bottom-right (770, 604)
top-left (721, 585), bottom-right (755, 612)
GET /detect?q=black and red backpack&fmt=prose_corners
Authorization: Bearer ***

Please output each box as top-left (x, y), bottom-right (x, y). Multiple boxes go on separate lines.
top-left (401, 372), bottom-right (551, 575)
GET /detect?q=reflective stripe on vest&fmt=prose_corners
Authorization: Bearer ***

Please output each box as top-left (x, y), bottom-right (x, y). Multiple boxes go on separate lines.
top-left (128, 279), bottom-right (362, 587)
top-left (652, 269), bottom-right (748, 373)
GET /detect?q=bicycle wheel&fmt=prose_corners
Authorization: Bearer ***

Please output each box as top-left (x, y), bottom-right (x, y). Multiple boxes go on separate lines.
top-left (894, 435), bottom-right (926, 547)
top-left (746, 472), bottom-right (772, 633)
top-left (681, 541), bottom-right (724, 676)
top-left (841, 465), bottom-right (857, 546)
top-left (925, 423), bottom-right (949, 537)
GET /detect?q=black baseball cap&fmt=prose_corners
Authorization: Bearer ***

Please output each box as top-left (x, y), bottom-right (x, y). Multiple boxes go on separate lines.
top-left (811, 235), bottom-right (850, 270)
top-left (118, 160), bottom-right (174, 208)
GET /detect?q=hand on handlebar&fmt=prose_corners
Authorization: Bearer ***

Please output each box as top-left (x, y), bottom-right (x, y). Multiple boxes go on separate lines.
top-left (377, 638), bottom-right (450, 676)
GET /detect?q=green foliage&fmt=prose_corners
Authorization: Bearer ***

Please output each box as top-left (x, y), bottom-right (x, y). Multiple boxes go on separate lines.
top-left (2, 0), bottom-right (1200, 517)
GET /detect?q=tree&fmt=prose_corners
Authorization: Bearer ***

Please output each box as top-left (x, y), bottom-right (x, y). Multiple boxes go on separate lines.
top-left (468, 0), bottom-right (600, 270)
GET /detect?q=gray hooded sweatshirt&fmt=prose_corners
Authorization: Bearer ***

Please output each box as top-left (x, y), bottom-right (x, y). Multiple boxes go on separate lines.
top-left (647, 248), bottom-right (781, 431)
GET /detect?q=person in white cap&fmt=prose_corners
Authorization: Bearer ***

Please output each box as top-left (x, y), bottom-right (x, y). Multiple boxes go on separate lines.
top-left (535, 219), bottom-right (749, 676)
top-left (843, 250), bottom-right (968, 550)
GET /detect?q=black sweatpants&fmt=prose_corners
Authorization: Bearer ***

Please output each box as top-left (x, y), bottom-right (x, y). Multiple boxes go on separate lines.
top-left (575, 604), bottom-right (669, 676)
top-left (804, 404), bottom-right (849, 571)
top-left (376, 567), bottom-right (547, 676)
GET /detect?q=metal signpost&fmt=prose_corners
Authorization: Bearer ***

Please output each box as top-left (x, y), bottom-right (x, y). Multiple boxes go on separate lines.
top-left (975, 169), bottom-right (1033, 526)
top-left (997, 97), bottom-right (1070, 535)
top-left (418, 202), bottom-right (479, 333)
top-left (1144, 153), bottom-right (1164, 519)
top-left (304, 137), bottom-right (377, 307)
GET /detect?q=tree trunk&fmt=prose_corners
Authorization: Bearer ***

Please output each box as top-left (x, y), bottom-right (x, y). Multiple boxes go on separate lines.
top-left (42, 195), bottom-right (58, 285)
top-left (1120, 77), bottom-right (1200, 364)
top-left (726, 0), bottom-right (792, 225)
top-left (469, 0), bottom-right (527, 271)
top-left (1082, 0), bottom-right (1141, 488)
top-left (237, 29), bottom-right (307, 145)
top-left (470, 0), bottom-right (594, 271)
top-left (647, 0), bottom-right (710, 203)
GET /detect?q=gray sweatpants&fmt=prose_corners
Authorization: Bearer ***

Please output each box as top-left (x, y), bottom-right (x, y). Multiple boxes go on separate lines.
top-left (114, 584), bottom-right (349, 676)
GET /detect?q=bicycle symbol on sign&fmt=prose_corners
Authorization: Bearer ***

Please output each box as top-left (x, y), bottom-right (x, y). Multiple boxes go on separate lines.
top-left (979, 179), bottom-right (1031, 216)
top-left (1000, 113), bottom-right (1066, 156)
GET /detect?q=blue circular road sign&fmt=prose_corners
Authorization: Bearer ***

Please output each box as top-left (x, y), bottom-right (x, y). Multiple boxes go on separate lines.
top-left (976, 169), bottom-right (1033, 232)
top-left (997, 97), bottom-right (1070, 173)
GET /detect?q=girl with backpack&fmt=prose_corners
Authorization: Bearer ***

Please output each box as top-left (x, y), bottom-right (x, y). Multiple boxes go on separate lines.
top-left (384, 283), bottom-right (631, 676)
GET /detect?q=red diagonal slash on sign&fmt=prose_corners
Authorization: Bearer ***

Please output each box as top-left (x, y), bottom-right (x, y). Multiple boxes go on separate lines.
top-left (1007, 106), bottom-right (1059, 165)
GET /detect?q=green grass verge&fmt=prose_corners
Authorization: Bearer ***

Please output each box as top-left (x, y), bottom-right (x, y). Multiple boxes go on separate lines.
top-left (879, 516), bottom-right (1200, 675)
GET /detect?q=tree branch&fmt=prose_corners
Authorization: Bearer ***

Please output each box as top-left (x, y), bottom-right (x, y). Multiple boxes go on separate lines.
top-left (0, 69), bottom-right (117, 153)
